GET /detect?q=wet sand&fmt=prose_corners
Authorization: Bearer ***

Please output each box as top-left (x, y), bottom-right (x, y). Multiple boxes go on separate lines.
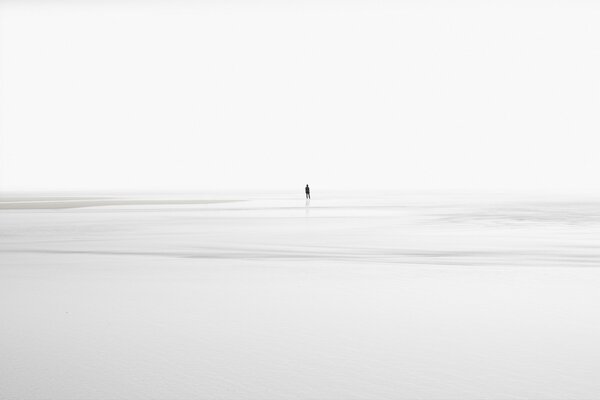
top-left (2, 192), bottom-right (600, 399)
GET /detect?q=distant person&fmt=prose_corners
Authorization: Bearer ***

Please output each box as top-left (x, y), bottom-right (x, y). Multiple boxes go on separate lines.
top-left (305, 184), bottom-right (310, 199)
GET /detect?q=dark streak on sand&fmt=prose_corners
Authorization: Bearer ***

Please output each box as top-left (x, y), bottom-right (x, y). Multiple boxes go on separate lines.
top-left (4, 247), bottom-right (600, 267)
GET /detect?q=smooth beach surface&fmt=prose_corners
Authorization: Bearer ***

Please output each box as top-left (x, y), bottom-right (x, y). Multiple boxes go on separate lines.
top-left (1, 192), bottom-right (600, 399)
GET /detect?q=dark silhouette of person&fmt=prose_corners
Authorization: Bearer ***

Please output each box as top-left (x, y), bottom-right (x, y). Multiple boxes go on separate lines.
top-left (305, 184), bottom-right (310, 199)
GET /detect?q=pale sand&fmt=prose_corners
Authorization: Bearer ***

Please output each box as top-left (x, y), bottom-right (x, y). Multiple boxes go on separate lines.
top-left (1, 192), bottom-right (600, 399)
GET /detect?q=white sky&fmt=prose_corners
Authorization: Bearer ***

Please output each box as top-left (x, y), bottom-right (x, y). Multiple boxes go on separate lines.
top-left (1, 1), bottom-right (599, 193)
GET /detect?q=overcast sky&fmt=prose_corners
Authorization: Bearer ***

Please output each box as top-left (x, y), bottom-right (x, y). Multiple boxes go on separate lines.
top-left (1, 1), bottom-right (599, 193)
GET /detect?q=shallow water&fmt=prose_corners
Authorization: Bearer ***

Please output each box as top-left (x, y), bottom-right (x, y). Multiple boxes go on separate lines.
top-left (1, 192), bottom-right (600, 399)
top-left (2, 192), bottom-right (600, 268)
